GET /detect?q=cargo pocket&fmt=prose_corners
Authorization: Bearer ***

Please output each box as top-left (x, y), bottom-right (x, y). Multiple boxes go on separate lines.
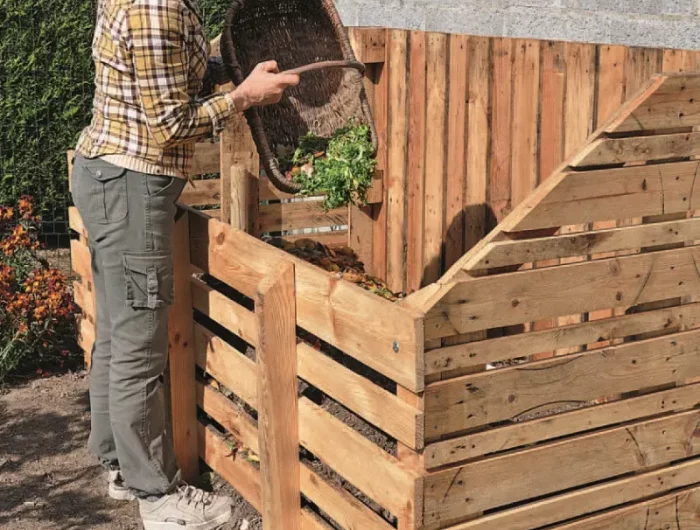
top-left (85, 161), bottom-right (128, 224)
top-left (123, 251), bottom-right (174, 310)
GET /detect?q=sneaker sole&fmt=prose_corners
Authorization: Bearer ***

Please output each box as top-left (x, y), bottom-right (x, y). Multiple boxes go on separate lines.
top-left (108, 485), bottom-right (136, 502)
top-left (141, 511), bottom-right (231, 530)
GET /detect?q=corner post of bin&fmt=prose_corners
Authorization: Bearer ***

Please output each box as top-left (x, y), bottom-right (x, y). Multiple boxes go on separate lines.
top-left (255, 261), bottom-right (301, 530)
top-left (167, 207), bottom-right (200, 483)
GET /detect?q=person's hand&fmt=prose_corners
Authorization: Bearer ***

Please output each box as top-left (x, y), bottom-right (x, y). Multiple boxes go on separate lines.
top-left (230, 61), bottom-right (300, 111)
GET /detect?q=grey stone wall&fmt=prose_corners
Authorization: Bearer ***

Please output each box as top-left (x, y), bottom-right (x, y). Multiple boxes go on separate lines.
top-left (336, 0), bottom-right (700, 50)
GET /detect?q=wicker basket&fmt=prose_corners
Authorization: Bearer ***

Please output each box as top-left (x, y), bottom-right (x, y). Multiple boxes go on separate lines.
top-left (221, 0), bottom-right (378, 194)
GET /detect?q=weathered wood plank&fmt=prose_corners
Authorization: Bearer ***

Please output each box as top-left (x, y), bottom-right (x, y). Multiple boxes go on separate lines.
top-left (349, 27), bottom-right (387, 64)
top-left (189, 212), bottom-right (424, 391)
top-left (423, 410), bottom-right (700, 525)
top-left (257, 201), bottom-right (348, 233)
top-left (509, 159), bottom-right (700, 233)
top-left (298, 398), bottom-right (418, 519)
top-left (193, 323), bottom-right (258, 408)
top-left (197, 381), bottom-right (258, 451)
top-left (406, 30), bottom-right (427, 292)
top-left (425, 382), bottom-right (700, 467)
top-left (425, 328), bottom-right (700, 438)
top-left (444, 33), bottom-right (468, 272)
top-left (423, 32), bottom-right (448, 284)
top-left (256, 263), bottom-right (300, 530)
top-left (467, 217), bottom-right (700, 270)
top-left (70, 238), bottom-right (91, 282)
top-left (450, 458), bottom-right (700, 530)
top-left (572, 131), bottom-right (700, 167)
top-left (297, 342), bottom-right (424, 450)
top-left (282, 230), bottom-right (348, 248)
top-left (464, 36), bottom-right (490, 252)
top-left (489, 38), bottom-right (514, 223)
top-left (552, 485), bottom-right (700, 530)
top-left (68, 206), bottom-right (88, 238)
top-left (426, 301), bottom-right (700, 374)
top-left (427, 244), bottom-right (700, 338)
top-left (168, 212), bottom-right (199, 482)
top-left (386, 29), bottom-right (409, 293)
top-left (606, 73), bottom-right (700, 133)
top-left (190, 276), bottom-right (257, 346)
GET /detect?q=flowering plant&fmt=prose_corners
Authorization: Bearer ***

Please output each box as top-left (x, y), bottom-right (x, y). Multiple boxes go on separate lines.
top-left (0, 197), bottom-right (77, 380)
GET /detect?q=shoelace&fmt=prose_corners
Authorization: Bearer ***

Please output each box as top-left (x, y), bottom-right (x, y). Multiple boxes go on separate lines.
top-left (178, 485), bottom-right (214, 508)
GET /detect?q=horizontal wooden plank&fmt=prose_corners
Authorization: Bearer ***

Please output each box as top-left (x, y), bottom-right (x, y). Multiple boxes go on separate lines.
top-left (70, 238), bottom-right (91, 282)
top-left (424, 409), bottom-right (700, 525)
top-left (68, 206), bottom-right (87, 238)
top-left (191, 276), bottom-right (258, 346)
top-left (197, 381), bottom-right (258, 450)
top-left (200, 378), bottom-right (398, 530)
top-left (282, 230), bottom-right (349, 248)
top-left (180, 178), bottom-right (221, 207)
top-left (425, 328), bottom-right (700, 438)
top-left (425, 301), bottom-right (700, 374)
top-left (297, 342), bottom-right (424, 450)
top-left (425, 382), bottom-right (700, 467)
top-left (199, 423), bottom-right (262, 510)
top-left (193, 323), bottom-right (258, 408)
top-left (571, 131), bottom-right (700, 167)
top-left (199, 423), bottom-right (334, 530)
top-left (190, 142), bottom-right (221, 175)
top-left (298, 398), bottom-right (418, 518)
top-left (258, 201), bottom-right (348, 232)
top-left (189, 211), bottom-right (424, 392)
top-left (258, 172), bottom-right (384, 205)
top-left (426, 244), bottom-right (700, 339)
top-left (552, 484), bottom-right (700, 530)
top-left (451, 458), bottom-right (700, 530)
top-left (509, 160), bottom-right (700, 231)
top-left (606, 74), bottom-right (700, 133)
top-left (467, 217), bottom-right (700, 271)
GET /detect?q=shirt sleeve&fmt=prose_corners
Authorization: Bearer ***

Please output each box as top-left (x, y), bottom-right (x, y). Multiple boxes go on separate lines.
top-left (127, 1), bottom-right (235, 147)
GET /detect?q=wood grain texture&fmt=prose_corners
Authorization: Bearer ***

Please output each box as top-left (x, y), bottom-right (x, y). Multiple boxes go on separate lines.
top-left (257, 201), bottom-right (347, 233)
top-left (423, 409), bottom-right (700, 525)
top-left (552, 485), bottom-right (700, 530)
top-left (450, 458), bottom-right (700, 530)
top-left (255, 263), bottom-right (300, 530)
top-left (425, 382), bottom-right (700, 467)
top-left (425, 328), bottom-right (700, 438)
top-left (167, 211), bottom-right (199, 482)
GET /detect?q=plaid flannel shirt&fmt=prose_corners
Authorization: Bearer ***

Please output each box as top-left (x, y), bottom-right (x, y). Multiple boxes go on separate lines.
top-left (76, 0), bottom-right (236, 178)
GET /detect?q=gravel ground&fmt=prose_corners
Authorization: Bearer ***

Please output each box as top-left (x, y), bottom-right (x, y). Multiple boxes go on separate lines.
top-left (0, 371), bottom-right (259, 530)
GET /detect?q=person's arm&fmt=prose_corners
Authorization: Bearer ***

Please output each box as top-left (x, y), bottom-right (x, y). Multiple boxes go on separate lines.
top-left (200, 56), bottom-right (229, 98)
top-left (127, 2), bottom-right (299, 148)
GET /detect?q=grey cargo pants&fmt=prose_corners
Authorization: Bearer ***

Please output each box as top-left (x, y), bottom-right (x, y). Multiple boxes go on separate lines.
top-left (71, 154), bottom-right (185, 496)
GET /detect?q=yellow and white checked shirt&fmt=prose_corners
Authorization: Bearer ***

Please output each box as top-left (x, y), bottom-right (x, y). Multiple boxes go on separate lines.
top-left (77, 0), bottom-right (236, 178)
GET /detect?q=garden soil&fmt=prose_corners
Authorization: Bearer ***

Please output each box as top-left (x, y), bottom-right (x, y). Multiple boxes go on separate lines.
top-left (0, 371), bottom-right (260, 530)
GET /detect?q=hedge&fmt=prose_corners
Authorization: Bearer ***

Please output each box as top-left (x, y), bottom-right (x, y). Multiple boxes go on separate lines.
top-left (0, 0), bottom-right (231, 239)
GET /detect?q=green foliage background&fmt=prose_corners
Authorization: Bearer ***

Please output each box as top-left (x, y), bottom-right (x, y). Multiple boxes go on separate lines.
top-left (0, 0), bottom-right (230, 240)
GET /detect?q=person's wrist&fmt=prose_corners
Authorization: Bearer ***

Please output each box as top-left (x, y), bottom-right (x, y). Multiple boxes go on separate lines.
top-left (227, 87), bottom-right (251, 113)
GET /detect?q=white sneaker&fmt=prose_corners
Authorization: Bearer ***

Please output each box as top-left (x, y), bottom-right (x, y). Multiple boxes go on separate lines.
top-left (108, 467), bottom-right (136, 502)
top-left (139, 485), bottom-right (232, 530)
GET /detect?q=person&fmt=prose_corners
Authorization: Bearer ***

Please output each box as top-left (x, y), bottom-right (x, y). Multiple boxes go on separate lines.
top-left (71, 1), bottom-right (299, 529)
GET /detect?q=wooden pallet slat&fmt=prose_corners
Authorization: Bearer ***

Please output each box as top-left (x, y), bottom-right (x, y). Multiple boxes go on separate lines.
top-left (258, 201), bottom-right (348, 233)
top-left (425, 382), bottom-right (700, 467)
top-left (425, 327), bottom-right (700, 437)
top-left (424, 409), bottom-right (700, 525)
top-left (427, 244), bottom-right (700, 338)
top-left (451, 458), bottom-right (700, 530)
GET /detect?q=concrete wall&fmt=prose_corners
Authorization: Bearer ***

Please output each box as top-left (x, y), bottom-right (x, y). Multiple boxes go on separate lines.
top-left (336, 0), bottom-right (700, 50)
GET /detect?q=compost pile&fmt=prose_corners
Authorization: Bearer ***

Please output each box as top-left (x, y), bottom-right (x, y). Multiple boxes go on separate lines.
top-left (267, 237), bottom-right (404, 302)
top-left (277, 122), bottom-right (376, 210)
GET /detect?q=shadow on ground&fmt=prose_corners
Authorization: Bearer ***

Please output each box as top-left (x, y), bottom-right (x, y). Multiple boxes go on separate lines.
top-left (0, 373), bottom-right (139, 530)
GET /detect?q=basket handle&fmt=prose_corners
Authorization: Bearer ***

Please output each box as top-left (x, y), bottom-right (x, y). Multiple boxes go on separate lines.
top-left (281, 60), bottom-right (366, 77)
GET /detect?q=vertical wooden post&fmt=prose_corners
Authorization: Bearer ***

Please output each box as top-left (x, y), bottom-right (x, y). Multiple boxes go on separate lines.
top-left (229, 113), bottom-right (260, 234)
top-left (168, 209), bottom-right (200, 482)
top-left (255, 262), bottom-right (300, 530)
